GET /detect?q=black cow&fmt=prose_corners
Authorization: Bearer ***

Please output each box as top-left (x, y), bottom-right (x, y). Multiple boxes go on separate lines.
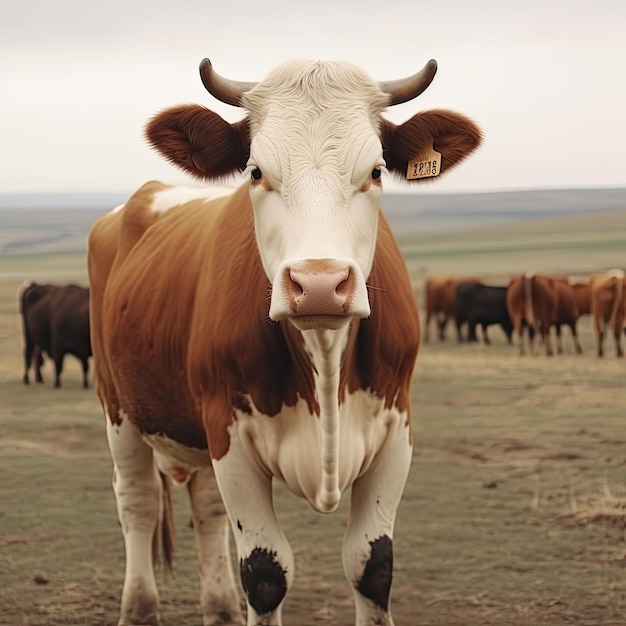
top-left (19, 282), bottom-right (92, 388)
top-left (455, 283), bottom-right (513, 345)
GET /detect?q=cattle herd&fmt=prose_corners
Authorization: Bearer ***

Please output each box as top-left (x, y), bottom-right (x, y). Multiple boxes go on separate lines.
top-left (424, 269), bottom-right (626, 358)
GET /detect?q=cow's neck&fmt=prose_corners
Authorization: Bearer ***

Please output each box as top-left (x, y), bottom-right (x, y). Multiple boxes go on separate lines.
top-left (300, 325), bottom-right (350, 513)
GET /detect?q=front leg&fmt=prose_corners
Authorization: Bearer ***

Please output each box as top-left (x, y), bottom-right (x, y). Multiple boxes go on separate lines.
top-left (187, 466), bottom-right (244, 625)
top-left (211, 425), bottom-right (294, 626)
top-left (342, 413), bottom-right (412, 626)
top-left (106, 414), bottom-right (162, 626)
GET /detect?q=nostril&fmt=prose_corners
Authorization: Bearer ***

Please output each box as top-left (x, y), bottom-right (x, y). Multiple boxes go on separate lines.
top-left (288, 272), bottom-right (304, 296)
top-left (335, 272), bottom-right (350, 296)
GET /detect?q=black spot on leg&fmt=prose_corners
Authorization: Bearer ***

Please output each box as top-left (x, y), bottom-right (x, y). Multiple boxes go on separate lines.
top-left (237, 519), bottom-right (243, 532)
top-left (357, 535), bottom-right (393, 610)
top-left (240, 547), bottom-right (287, 615)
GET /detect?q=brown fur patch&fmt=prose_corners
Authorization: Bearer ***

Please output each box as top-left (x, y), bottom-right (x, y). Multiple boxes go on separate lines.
top-left (341, 211), bottom-right (420, 421)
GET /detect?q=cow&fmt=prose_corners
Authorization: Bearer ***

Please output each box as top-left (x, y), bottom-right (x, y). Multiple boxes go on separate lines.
top-left (455, 283), bottom-right (513, 345)
top-left (550, 278), bottom-right (583, 355)
top-left (590, 269), bottom-right (625, 357)
top-left (507, 273), bottom-right (582, 356)
top-left (88, 57), bottom-right (482, 626)
top-left (556, 281), bottom-right (592, 348)
top-left (424, 274), bottom-right (482, 342)
top-left (19, 282), bottom-right (92, 388)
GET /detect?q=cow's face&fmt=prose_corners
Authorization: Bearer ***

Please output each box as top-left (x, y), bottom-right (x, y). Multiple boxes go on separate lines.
top-left (145, 58), bottom-right (483, 330)
top-left (239, 62), bottom-right (390, 328)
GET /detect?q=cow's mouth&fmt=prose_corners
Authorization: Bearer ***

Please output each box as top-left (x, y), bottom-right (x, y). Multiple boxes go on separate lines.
top-left (288, 314), bottom-right (352, 331)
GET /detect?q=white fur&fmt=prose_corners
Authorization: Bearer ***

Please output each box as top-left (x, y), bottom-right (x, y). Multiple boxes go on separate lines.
top-left (150, 185), bottom-right (234, 214)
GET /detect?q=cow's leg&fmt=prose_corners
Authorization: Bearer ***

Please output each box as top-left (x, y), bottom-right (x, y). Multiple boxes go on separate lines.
top-left (106, 415), bottom-right (163, 626)
top-left (342, 416), bottom-right (412, 626)
top-left (555, 324), bottom-right (563, 355)
top-left (80, 358), bottom-right (90, 389)
top-left (481, 323), bottom-right (490, 345)
top-left (34, 347), bottom-right (44, 383)
top-left (22, 338), bottom-right (34, 384)
top-left (465, 321), bottom-right (472, 342)
top-left (212, 435), bottom-right (293, 626)
top-left (467, 320), bottom-right (477, 343)
top-left (53, 355), bottom-right (64, 387)
top-left (543, 323), bottom-right (553, 357)
top-left (527, 323), bottom-right (536, 356)
top-left (186, 466), bottom-right (243, 626)
top-left (437, 314), bottom-right (446, 341)
top-left (455, 319), bottom-right (464, 343)
top-left (570, 322), bottom-right (583, 355)
top-left (594, 316), bottom-right (605, 357)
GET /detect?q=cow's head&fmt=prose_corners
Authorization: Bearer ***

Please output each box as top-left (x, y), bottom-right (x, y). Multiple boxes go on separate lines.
top-left (146, 58), bottom-right (481, 330)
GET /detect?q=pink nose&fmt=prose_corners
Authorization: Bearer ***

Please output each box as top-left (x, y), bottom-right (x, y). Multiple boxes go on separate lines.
top-left (287, 268), bottom-right (353, 316)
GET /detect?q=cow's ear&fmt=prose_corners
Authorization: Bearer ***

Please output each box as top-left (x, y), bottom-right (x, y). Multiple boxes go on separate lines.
top-left (381, 110), bottom-right (482, 183)
top-left (145, 104), bottom-right (250, 180)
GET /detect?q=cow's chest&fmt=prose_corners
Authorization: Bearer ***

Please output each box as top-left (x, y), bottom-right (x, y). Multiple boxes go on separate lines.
top-left (133, 390), bottom-right (406, 499)
top-left (232, 389), bottom-right (404, 501)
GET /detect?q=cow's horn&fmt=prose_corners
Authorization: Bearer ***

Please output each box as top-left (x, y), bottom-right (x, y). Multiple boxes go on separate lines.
top-left (199, 58), bottom-right (257, 107)
top-left (378, 59), bottom-right (438, 106)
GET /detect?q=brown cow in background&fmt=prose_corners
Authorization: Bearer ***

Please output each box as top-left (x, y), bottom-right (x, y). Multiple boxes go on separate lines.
top-left (590, 269), bottom-right (625, 357)
top-left (507, 273), bottom-right (582, 356)
top-left (424, 274), bottom-right (481, 342)
top-left (19, 282), bottom-right (92, 387)
top-left (551, 279), bottom-right (583, 355)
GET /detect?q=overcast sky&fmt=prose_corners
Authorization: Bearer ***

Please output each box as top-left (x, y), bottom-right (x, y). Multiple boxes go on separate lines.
top-left (1, 1), bottom-right (624, 195)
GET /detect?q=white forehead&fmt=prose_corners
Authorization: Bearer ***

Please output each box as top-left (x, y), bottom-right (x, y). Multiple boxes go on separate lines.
top-left (242, 60), bottom-right (390, 128)
top-left (241, 60), bottom-right (390, 197)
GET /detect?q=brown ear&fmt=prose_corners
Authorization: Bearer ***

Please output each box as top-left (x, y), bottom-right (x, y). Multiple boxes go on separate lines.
top-left (145, 104), bottom-right (250, 180)
top-left (381, 109), bottom-right (482, 183)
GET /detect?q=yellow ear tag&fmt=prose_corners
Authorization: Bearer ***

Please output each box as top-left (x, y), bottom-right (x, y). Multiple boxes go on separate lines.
top-left (406, 142), bottom-right (441, 180)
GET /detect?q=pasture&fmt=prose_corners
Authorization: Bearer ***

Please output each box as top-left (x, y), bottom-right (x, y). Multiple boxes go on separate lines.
top-left (1, 211), bottom-right (626, 625)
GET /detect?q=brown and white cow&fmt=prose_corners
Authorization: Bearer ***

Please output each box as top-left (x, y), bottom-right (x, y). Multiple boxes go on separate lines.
top-left (88, 57), bottom-right (481, 626)
top-left (507, 272), bottom-right (582, 356)
top-left (590, 269), bottom-right (626, 357)
top-left (423, 274), bottom-right (482, 342)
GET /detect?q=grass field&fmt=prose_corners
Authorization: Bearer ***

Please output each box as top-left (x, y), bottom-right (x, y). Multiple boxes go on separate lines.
top-left (1, 215), bottom-right (626, 625)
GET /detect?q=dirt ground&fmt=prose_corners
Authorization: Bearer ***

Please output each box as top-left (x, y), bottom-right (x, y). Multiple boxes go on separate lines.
top-left (2, 256), bottom-right (626, 625)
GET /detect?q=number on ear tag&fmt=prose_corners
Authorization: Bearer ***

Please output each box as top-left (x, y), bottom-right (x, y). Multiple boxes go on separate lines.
top-left (407, 143), bottom-right (441, 180)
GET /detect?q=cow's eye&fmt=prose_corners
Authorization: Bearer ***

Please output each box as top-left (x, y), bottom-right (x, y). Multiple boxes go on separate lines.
top-left (251, 167), bottom-right (262, 181)
top-left (371, 168), bottom-right (381, 180)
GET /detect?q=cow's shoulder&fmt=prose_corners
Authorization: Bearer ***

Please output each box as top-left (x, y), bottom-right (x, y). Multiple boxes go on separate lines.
top-left (342, 212), bottom-right (419, 413)
top-left (112, 180), bottom-right (174, 266)
top-left (90, 181), bottom-right (239, 289)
